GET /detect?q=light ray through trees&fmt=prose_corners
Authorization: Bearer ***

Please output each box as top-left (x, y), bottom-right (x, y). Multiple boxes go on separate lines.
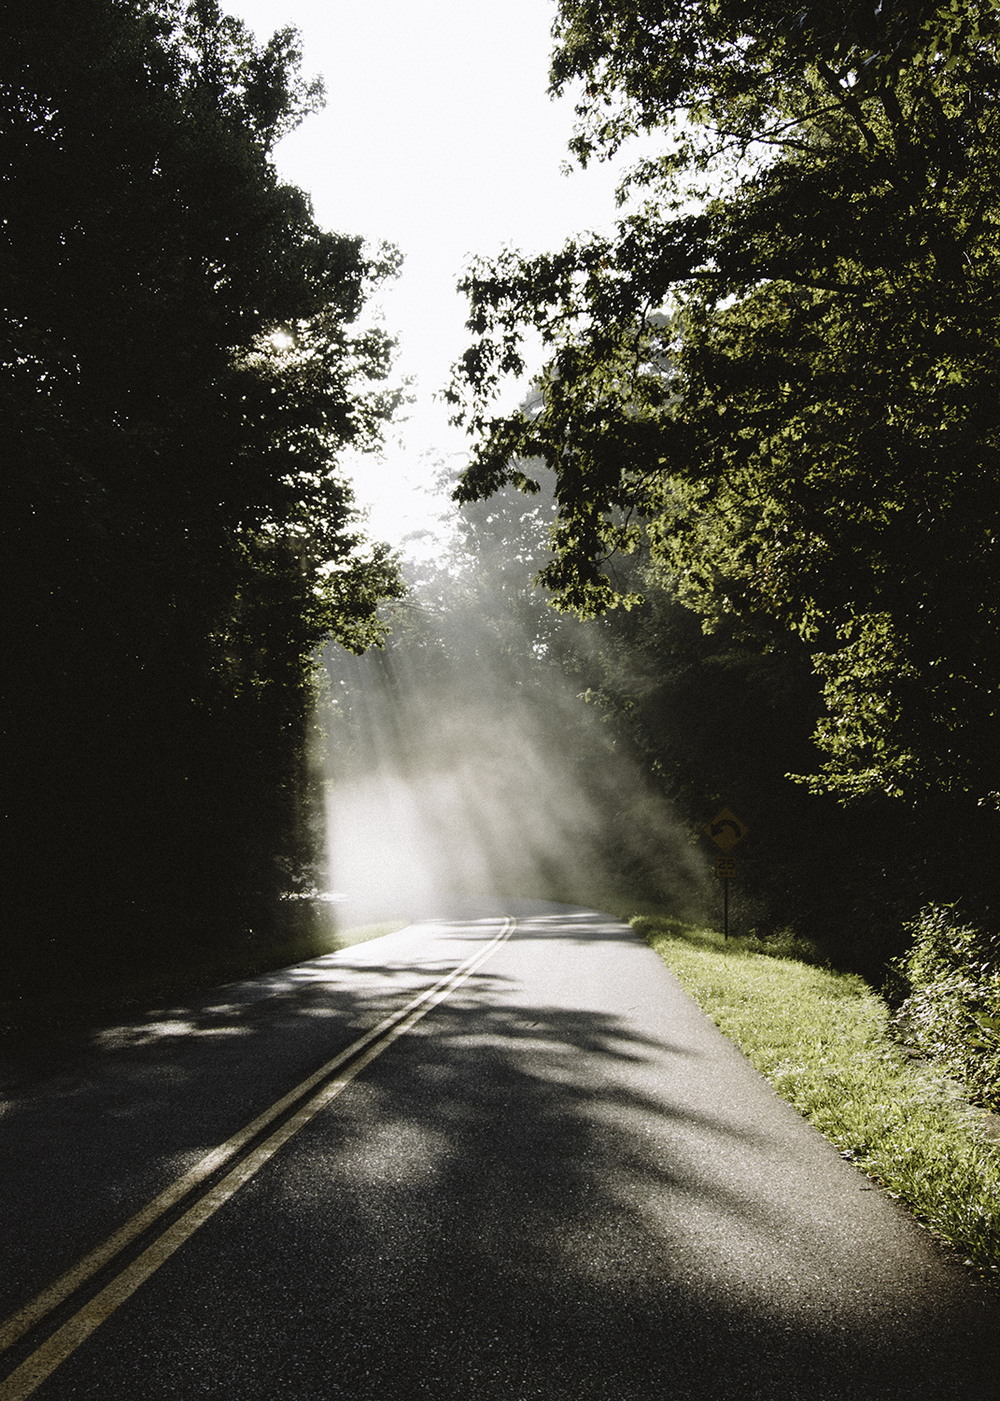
top-left (322, 482), bottom-right (708, 927)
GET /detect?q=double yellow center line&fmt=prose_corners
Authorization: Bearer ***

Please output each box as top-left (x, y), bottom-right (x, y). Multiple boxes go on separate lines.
top-left (0, 918), bottom-right (515, 1400)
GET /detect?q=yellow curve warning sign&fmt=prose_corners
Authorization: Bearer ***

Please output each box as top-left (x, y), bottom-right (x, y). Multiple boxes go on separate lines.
top-left (702, 806), bottom-right (749, 853)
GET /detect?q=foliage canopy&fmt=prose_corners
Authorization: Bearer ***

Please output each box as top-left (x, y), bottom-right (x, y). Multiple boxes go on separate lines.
top-left (450, 0), bottom-right (1000, 805)
top-left (2, 0), bottom-right (402, 978)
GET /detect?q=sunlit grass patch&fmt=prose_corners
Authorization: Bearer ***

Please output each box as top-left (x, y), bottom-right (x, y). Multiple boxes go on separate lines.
top-left (635, 915), bottom-right (1000, 1275)
top-left (333, 920), bottom-right (410, 946)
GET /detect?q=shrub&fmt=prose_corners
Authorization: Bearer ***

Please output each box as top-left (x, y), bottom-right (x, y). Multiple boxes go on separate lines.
top-left (893, 904), bottom-right (1000, 1109)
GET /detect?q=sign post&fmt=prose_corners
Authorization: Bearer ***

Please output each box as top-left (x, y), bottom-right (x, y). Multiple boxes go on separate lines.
top-left (702, 808), bottom-right (749, 938)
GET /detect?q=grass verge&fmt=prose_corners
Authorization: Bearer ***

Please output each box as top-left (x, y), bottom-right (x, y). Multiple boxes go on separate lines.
top-left (333, 920), bottom-right (410, 946)
top-left (0, 909), bottom-right (408, 1053)
top-left (635, 914), bottom-right (1000, 1277)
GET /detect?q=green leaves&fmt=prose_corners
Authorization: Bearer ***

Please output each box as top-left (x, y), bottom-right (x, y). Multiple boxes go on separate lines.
top-left (451, 0), bottom-right (1000, 806)
top-left (2, 0), bottom-right (401, 967)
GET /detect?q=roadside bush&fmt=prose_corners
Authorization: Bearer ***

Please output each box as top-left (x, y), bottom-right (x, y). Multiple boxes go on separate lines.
top-left (893, 904), bottom-right (1000, 1109)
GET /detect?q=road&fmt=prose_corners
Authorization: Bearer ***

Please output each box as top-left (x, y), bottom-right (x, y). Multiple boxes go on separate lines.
top-left (0, 904), bottom-right (998, 1399)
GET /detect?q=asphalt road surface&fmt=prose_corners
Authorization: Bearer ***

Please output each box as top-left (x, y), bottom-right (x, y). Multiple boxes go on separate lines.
top-left (1, 903), bottom-right (999, 1400)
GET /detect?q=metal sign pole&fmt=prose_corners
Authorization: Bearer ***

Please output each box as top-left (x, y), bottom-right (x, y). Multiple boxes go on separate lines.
top-left (723, 876), bottom-right (730, 940)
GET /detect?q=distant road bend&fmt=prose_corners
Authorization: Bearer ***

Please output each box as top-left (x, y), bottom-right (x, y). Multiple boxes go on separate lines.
top-left (0, 904), bottom-right (998, 1400)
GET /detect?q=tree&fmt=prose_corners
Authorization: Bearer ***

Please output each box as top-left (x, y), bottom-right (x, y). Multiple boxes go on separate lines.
top-left (449, 0), bottom-right (1000, 808)
top-left (1, 0), bottom-right (402, 984)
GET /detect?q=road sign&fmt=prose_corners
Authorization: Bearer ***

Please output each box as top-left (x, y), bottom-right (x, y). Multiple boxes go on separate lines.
top-left (702, 806), bottom-right (749, 853)
top-left (715, 856), bottom-right (738, 880)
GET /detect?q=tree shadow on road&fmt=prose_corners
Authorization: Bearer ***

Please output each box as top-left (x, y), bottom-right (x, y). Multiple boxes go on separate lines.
top-left (1, 910), bottom-right (999, 1400)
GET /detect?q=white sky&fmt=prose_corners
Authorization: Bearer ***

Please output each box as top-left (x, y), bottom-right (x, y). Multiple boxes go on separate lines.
top-left (224, 0), bottom-right (629, 544)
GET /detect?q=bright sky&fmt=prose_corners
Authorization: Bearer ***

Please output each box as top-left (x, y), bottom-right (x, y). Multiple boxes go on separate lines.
top-left (225, 0), bottom-right (628, 544)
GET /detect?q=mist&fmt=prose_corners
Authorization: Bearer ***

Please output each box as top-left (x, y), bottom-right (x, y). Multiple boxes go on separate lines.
top-left (321, 477), bottom-right (709, 929)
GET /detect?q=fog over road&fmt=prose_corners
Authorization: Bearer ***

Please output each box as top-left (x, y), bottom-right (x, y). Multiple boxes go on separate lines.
top-left (1, 906), bottom-right (999, 1399)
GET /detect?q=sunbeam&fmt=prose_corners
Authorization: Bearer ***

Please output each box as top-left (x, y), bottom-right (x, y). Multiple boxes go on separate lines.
top-left (322, 481), bottom-right (709, 928)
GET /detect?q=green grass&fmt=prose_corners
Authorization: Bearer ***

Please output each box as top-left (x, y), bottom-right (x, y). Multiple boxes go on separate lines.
top-left (635, 914), bottom-right (1000, 1276)
top-left (333, 919), bottom-right (410, 946)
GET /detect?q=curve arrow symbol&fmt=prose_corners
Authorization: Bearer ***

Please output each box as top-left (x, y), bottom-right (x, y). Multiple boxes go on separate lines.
top-left (702, 806), bottom-right (749, 851)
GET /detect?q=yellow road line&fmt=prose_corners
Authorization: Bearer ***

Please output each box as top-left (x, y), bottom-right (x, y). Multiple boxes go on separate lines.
top-left (0, 918), bottom-right (513, 1400)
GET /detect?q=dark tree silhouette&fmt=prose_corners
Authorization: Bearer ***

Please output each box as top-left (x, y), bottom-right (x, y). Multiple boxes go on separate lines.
top-left (1, 0), bottom-right (401, 989)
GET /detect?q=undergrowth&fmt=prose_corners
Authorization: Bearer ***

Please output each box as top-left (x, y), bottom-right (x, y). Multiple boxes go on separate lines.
top-left (0, 907), bottom-right (402, 1051)
top-left (892, 904), bottom-right (1000, 1110)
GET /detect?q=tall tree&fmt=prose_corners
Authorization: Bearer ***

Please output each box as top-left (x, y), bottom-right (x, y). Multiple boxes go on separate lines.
top-left (1, 0), bottom-right (401, 983)
top-left (449, 0), bottom-right (1000, 809)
